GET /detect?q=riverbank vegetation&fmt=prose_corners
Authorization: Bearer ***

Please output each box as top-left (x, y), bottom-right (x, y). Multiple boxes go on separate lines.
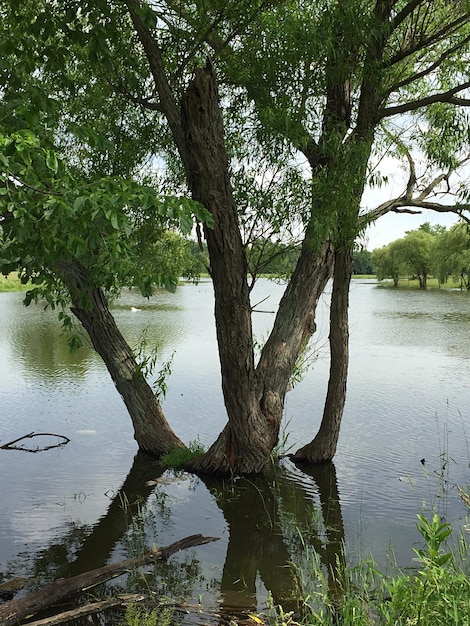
top-left (0, 273), bottom-right (29, 292)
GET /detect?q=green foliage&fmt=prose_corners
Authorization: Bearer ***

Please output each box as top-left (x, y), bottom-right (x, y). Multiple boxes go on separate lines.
top-left (0, 273), bottom-right (29, 292)
top-left (373, 222), bottom-right (470, 290)
top-left (160, 439), bottom-right (205, 469)
top-left (352, 248), bottom-right (373, 275)
top-left (286, 515), bottom-right (470, 626)
top-left (0, 125), bottom-right (212, 311)
top-left (247, 238), bottom-right (300, 279)
top-left (371, 242), bottom-right (403, 286)
top-left (394, 230), bottom-right (434, 288)
top-left (153, 352), bottom-right (176, 401)
top-left (133, 332), bottom-right (175, 400)
top-left (414, 513), bottom-right (452, 567)
top-left (432, 222), bottom-right (470, 289)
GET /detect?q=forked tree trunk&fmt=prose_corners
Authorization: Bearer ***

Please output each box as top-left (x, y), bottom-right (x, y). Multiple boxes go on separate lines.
top-left (179, 63), bottom-right (337, 474)
top-left (125, 6), bottom-right (355, 473)
top-left (58, 259), bottom-right (184, 455)
top-left (293, 245), bottom-right (353, 463)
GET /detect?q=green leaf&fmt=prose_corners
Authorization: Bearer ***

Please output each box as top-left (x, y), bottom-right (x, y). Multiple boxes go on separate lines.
top-left (45, 150), bottom-right (58, 173)
top-left (73, 196), bottom-right (86, 211)
top-left (111, 213), bottom-right (119, 230)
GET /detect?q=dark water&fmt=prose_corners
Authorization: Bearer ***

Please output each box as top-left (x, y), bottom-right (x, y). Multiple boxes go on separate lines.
top-left (1, 280), bottom-right (469, 611)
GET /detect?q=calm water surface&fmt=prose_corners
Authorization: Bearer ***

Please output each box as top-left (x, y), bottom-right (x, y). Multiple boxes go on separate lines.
top-left (1, 279), bottom-right (469, 611)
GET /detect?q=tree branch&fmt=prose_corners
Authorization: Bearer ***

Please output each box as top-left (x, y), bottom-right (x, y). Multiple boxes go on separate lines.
top-left (385, 12), bottom-right (470, 68)
top-left (121, 0), bottom-right (185, 148)
top-left (0, 535), bottom-right (218, 626)
top-left (388, 0), bottom-right (424, 33)
top-left (379, 81), bottom-right (470, 118)
top-left (385, 34), bottom-right (470, 93)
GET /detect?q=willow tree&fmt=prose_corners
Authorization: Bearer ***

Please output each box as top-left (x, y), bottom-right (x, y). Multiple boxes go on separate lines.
top-left (2, 0), bottom-right (470, 473)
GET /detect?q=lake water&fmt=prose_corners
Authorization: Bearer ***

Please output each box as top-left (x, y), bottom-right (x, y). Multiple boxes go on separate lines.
top-left (1, 279), bottom-right (469, 612)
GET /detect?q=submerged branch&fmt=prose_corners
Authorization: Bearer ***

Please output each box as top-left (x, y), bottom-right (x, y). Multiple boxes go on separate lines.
top-left (0, 431), bottom-right (70, 452)
top-left (0, 535), bottom-right (219, 626)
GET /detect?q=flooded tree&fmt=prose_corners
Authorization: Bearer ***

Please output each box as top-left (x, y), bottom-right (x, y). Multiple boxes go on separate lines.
top-left (1, 1), bottom-right (470, 473)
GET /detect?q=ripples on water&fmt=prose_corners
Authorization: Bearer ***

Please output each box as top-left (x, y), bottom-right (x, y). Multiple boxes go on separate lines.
top-left (1, 281), bottom-right (470, 612)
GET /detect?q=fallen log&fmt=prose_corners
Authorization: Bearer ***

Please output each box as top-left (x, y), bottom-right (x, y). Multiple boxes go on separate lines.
top-left (20, 593), bottom-right (144, 626)
top-left (0, 534), bottom-right (218, 626)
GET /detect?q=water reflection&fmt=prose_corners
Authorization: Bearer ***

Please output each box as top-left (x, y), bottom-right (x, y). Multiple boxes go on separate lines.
top-left (9, 453), bottom-right (164, 583)
top-left (2, 456), bottom-right (348, 621)
top-left (201, 472), bottom-right (298, 612)
top-left (199, 460), bottom-right (346, 613)
top-left (66, 453), bottom-right (165, 577)
top-left (10, 307), bottom-right (96, 382)
top-left (3, 281), bottom-right (470, 620)
top-left (3, 288), bottom-right (191, 384)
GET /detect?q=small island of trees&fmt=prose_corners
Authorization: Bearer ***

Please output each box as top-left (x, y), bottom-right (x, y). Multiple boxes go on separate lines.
top-left (371, 221), bottom-right (470, 290)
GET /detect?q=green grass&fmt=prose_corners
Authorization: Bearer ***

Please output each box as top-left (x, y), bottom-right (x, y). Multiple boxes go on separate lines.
top-left (0, 273), bottom-right (30, 292)
top-left (352, 274), bottom-right (377, 279)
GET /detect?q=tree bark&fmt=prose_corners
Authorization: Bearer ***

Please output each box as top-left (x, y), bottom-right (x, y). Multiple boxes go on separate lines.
top-left (293, 245), bottom-right (353, 463)
top-left (257, 238), bottom-right (334, 419)
top-left (180, 62), bottom-right (280, 474)
top-left (58, 259), bottom-right (184, 455)
top-left (124, 6), bottom-right (356, 473)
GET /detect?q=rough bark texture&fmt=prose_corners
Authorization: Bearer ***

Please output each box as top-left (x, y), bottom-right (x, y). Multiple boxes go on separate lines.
top-left (293, 246), bottom-right (353, 462)
top-left (125, 5), bottom-right (365, 473)
top-left (257, 240), bottom-right (334, 413)
top-left (58, 260), bottom-right (184, 454)
top-left (179, 62), bottom-right (277, 474)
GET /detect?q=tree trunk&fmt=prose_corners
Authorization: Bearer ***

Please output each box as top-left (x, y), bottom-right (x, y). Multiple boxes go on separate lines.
top-left (257, 238), bottom-right (334, 419)
top-left (125, 9), bottom-right (353, 474)
top-left (293, 245), bottom-right (353, 463)
top-left (180, 62), bottom-right (279, 474)
top-left (58, 259), bottom-right (184, 455)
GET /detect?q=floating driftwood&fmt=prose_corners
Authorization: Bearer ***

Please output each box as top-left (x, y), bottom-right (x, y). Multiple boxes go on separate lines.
top-left (0, 534), bottom-right (218, 626)
top-left (0, 431), bottom-right (70, 452)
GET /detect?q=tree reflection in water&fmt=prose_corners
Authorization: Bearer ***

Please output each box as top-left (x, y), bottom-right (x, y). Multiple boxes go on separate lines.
top-left (3, 456), bottom-right (346, 623)
top-left (200, 459), bottom-right (345, 614)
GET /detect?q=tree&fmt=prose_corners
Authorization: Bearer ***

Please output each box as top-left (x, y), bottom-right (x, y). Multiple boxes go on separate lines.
top-left (372, 242), bottom-right (403, 286)
top-left (2, 0), bottom-right (470, 473)
top-left (0, 125), bottom-right (211, 455)
top-left (393, 229), bottom-right (435, 289)
top-left (353, 248), bottom-right (374, 275)
top-left (433, 222), bottom-right (470, 288)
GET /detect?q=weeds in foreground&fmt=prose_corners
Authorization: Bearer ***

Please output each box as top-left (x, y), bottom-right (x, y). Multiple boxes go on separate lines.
top-left (122, 512), bottom-right (470, 626)
top-left (125, 603), bottom-right (174, 626)
top-left (266, 513), bottom-right (470, 626)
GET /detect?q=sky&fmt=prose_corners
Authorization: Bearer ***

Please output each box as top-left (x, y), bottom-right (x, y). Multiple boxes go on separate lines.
top-left (363, 201), bottom-right (460, 251)
top-left (359, 156), bottom-right (464, 251)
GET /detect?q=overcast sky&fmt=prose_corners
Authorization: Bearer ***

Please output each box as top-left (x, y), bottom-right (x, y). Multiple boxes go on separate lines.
top-left (363, 204), bottom-right (459, 251)
top-left (359, 158), bottom-right (463, 251)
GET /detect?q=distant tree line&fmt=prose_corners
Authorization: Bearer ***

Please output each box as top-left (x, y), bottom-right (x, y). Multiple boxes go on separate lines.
top-left (371, 222), bottom-right (470, 289)
top-left (186, 238), bottom-right (374, 279)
